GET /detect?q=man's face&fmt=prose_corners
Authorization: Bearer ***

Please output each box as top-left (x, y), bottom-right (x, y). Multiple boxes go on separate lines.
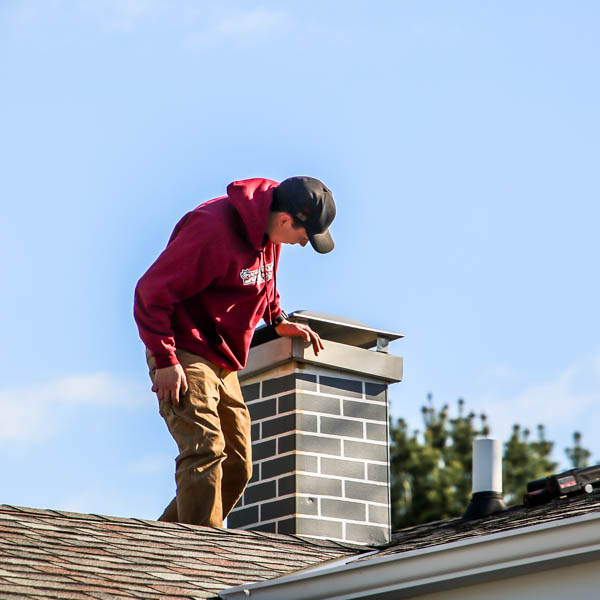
top-left (272, 215), bottom-right (309, 247)
top-left (284, 221), bottom-right (309, 246)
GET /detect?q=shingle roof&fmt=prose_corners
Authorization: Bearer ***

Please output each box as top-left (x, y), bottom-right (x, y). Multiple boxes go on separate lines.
top-left (2, 493), bottom-right (600, 599)
top-left (373, 490), bottom-right (600, 560)
top-left (0, 504), bottom-right (362, 600)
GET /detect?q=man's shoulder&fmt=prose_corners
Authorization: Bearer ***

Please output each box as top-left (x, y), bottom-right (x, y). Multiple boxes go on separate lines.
top-left (191, 194), bottom-right (232, 216)
top-left (183, 195), bottom-right (239, 229)
top-left (170, 195), bottom-right (242, 245)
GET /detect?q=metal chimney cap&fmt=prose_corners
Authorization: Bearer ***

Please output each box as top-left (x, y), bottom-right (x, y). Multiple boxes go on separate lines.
top-left (251, 310), bottom-right (404, 349)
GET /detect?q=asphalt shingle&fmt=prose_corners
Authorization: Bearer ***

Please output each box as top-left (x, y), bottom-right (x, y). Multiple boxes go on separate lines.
top-left (0, 505), bottom-right (361, 599)
top-left (2, 492), bottom-right (600, 598)
top-left (373, 491), bottom-right (600, 559)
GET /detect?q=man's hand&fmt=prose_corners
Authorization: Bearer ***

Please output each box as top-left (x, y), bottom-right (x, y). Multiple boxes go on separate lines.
top-left (274, 320), bottom-right (324, 355)
top-left (152, 364), bottom-right (189, 406)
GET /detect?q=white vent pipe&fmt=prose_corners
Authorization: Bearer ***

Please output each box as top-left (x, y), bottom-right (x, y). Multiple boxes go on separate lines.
top-left (463, 438), bottom-right (506, 520)
top-left (472, 438), bottom-right (502, 493)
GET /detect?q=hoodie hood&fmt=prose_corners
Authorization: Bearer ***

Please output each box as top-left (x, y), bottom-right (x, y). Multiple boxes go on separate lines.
top-left (227, 178), bottom-right (278, 251)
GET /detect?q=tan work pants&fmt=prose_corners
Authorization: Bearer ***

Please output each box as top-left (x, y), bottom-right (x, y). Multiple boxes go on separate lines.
top-left (146, 348), bottom-right (252, 527)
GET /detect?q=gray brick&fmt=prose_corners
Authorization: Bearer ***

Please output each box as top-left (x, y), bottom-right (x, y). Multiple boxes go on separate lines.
top-left (248, 466), bottom-right (260, 484)
top-left (343, 400), bottom-right (387, 421)
top-left (296, 517), bottom-right (343, 539)
top-left (262, 374), bottom-right (295, 397)
top-left (251, 423), bottom-right (260, 442)
top-left (321, 499), bottom-right (366, 521)
top-left (250, 522), bottom-right (276, 533)
top-left (278, 475), bottom-right (295, 496)
top-left (367, 463), bottom-right (388, 483)
top-left (345, 481), bottom-right (388, 504)
top-left (297, 413), bottom-right (318, 433)
top-left (296, 373), bottom-right (317, 391)
top-left (261, 497), bottom-right (295, 521)
top-left (252, 439), bottom-right (276, 461)
top-left (241, 382), bottom-right (260, 401)
top-left (296, 454), bottom-right (319, 473)
top-left (345, 523), bottom-right (389, 545)
top-left (321, 457), bottom-right (364, 479)
top-left (344, 440), bottom-right (388, 462)
top-left (368, 504), bottom-right (389, 524)
top-left (262, 413), bottom-right (295, 438)
top-left (296, 474), bottom-right (342, 497)
top-left (228, 505), bottom-right (258, 528)
top-left (365, 383), bottom-right (387, 402)
top-left (262, 454), bottom-right (295, 479)
top-left (278, 434), bottom-right (295, 454)
top-left (321, 416), bottom-right (363, 439)
top-left (296, 392), bottom-right (340, 415)
top-left (248, 398), bottom-right (277, 420)
top-left (277, 518), bottom-right (296, 534)
top-left (297, 496), bottom-right (318, 516)
top-left (366, 422), bottom-right (388, 441)
top-left (296, 433), bottom-right (341, 456)
top-left (245, 480), bottom-right (276, 505)
top-left (278, 392), bottom-right (295, 413)
top-left (320, 376), bottom-right (363, 399)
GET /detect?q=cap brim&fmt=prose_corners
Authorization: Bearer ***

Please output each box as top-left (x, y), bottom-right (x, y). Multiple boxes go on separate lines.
top-left (309, 229), bottom-right (334, 254)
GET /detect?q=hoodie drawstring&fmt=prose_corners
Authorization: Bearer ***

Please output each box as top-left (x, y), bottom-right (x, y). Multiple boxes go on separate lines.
top-left (260, 249), bottom-right (273, 325)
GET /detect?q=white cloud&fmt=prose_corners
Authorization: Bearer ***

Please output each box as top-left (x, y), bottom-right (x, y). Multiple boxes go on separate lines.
top-left (5, 2), bottom-right (293, 49)
top-left (477, 354), bottom-right (600, 463)
top-left (81, 0), bottom-right (163, 31)
top-left (6, 0), bottom-right (64, 25)
top-left (6, 0), bottom-right (168, 32)
top-left (185, 6), bottom-right (290, 48)
top-left (214, 7), bottom-right (287, 38)
top-left (0, 373), bottom-right (148, 443)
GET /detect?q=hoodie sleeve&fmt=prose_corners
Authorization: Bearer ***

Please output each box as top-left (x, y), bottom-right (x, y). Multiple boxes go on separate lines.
top-left (133, 213), bottom-right (224, 368)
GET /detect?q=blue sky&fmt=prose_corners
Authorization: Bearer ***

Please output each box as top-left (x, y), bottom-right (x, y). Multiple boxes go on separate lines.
top-left (1, 1), bottom-right (599, 519)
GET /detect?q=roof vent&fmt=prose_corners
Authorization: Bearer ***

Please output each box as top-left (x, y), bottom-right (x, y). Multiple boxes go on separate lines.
top-left (524, 465), bottom-right (600, 507)
top-left (463, 438), bottom-right (506, 520)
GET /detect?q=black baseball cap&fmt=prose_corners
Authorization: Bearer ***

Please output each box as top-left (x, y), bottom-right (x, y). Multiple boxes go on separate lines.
top-left (274, 176), bottom-right (336, 254)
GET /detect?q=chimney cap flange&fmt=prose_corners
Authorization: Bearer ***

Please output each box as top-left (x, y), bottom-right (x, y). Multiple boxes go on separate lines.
top-left (251, 310), bottom-right (404, 349)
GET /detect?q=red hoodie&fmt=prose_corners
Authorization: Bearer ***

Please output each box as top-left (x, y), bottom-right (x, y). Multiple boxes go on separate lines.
top-left (134, 178), bottom-right (283, 371)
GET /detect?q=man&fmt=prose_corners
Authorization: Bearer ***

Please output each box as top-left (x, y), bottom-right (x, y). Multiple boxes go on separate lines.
top-left (134, 176), bottom-right (336, 527)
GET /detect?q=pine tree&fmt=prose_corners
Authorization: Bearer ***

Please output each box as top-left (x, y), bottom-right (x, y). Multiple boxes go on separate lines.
top-left (503, 424), bottom-right (557, 505)
top-left (565, 431), bottom-right (591, 468)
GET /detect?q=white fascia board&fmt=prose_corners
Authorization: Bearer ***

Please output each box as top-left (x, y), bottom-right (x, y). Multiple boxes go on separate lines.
top-left (219, 511), bottom-right (600, 600)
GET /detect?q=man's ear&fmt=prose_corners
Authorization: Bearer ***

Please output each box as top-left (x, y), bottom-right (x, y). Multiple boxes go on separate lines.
top-left (279, 213), bottom-right (293, 227)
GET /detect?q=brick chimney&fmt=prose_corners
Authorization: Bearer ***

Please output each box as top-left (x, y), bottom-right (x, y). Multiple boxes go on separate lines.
top-left (228, 311), bottom-right (403, 545)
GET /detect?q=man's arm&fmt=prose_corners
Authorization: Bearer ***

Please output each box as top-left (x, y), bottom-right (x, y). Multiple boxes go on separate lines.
top-left (135, 213), bottom-right (223, 406)
top-left (274, 320), bottom-right (324, 355)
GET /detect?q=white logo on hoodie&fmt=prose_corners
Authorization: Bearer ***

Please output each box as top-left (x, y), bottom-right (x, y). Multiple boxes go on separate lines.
top-left (240, 262), bottom-right (273, 286)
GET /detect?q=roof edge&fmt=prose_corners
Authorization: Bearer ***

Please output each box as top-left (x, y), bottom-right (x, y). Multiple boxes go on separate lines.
top-left (219, 510), bottom-right (600, 600)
